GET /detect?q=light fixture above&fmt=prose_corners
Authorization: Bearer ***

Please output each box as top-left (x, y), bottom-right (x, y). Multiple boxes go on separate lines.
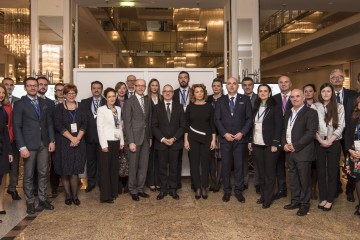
top-left (120, 1), bottom-right (135, 7)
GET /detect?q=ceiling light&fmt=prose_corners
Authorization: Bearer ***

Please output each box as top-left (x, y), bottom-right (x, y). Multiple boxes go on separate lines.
top-left (120, 1), bottom-right (135, 7)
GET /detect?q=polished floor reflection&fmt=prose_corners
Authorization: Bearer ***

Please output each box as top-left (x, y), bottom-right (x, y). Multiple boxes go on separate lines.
top-left (1, 178), bottom-right (359, 240)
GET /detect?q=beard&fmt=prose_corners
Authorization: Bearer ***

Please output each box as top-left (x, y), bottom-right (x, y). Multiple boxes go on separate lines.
top-left (180, 81), bottom-right (188, 88)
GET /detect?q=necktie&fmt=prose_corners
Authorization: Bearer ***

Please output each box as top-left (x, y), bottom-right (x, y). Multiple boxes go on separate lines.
top-left (182, 89), bottom-right (186, 106)
top-left (336, 92), bottom-right (341, 104)
top-left (282, 95), bottom-right (287, 114)
top-left (130, 92), bottom-right (133, 97)
top-left (32, 98), bottom-right (40, 117)
top-left (140, 96), bottom-right (145, 113)
top-left (95, 99), bottom-right (99, 113)
top-left (230, 97), bottom-right (235, 114)
top-left (166, 102), bottom-right (171, 122)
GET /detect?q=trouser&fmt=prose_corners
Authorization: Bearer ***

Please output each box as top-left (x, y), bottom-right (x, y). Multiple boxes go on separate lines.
top-left (50, 152), bottom-right (60, 192)
top-left (99, 141), bottom-right (120, 201)
top-left (23, 144), bottom-right (49, 204)
top-left (316, 140), bottom-right (341, 203)
top-left (158, 148), bottom-right (179, 191)
top-left (189, 138), bottom-right (210, 189)
top-left (128, 139), bottom-right (150, 194)
top-left (86, 142), bottom-right (101, 187)
top-left (147, 145), bottom-right (160, 187)
top-left (8, 141), bottom-right (20, 192)
top-left (276, 150), bottom-right (287, 192)
top-left (252, 144), bottom-right (279, 205)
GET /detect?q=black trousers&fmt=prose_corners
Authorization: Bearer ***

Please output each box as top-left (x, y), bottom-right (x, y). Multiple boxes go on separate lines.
top-left (158, 148), bottom-right (180, 191)
top-left (316, 140), bottom-right (341, 203)
top-left (189, 138), bottom-right (210, 188)
top-left (50, 152), bottom-right (60, 191)
top-left (86, 142), bottom-right (101, 187)
top-left (276, 150), bottom-right (287, 192)
top-left (147, 145), bottom-right (160, 187)
top-left (287, 153), bottom-right (312, 206)
top-left (99, 140), bottom-right (120, 201)
top-left (252, 144), bottom-right (279, 205)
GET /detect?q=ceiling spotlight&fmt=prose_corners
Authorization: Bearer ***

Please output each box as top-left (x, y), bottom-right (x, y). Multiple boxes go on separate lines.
top-left (120, 1), bottom-right (135, 7)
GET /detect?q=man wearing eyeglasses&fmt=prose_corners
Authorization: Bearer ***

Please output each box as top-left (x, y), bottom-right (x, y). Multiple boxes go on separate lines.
top-left (330, 69), bottom-right (357, 201)
top-left (123, 79), bottom-right (152, 201)
top-left (13, 77), bottom-right (55, 214)
top-left (126, 75), bottom-right (136, 98)
top-left (54, 83), bottom-right (64, 105)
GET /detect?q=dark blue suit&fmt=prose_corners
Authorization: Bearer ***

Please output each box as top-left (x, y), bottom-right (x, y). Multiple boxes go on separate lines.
top-left (215, 94), bottom-right (252, 194)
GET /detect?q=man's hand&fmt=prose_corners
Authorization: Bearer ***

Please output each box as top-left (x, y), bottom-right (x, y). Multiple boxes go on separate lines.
top-left (233, 132), bottom-right (243, 141)
top-left (102, 147), bottom-right (109, 152)
top-left (224, 133), bottom-right (235, 142)
top-left (20, 148), bottom-right (30, 158)
top-left (49, 142), bottom-right (55, 152)
top-left (9, 155), bottom-right (13, 163)
top-left (129, 143), bottom-right (136, 152)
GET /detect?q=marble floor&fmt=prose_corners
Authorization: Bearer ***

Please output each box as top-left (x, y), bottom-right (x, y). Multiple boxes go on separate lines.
top-left (1, 178), bottom-right (359, 240)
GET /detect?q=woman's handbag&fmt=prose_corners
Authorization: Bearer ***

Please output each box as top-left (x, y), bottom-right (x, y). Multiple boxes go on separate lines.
top-left (119, 148), bottom-right (129, 177)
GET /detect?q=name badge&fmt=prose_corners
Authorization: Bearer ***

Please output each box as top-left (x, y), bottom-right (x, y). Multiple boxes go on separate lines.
top-left (71, 123), bottom-right (78, 133)
top-left (355, 140), bottom-right (360, 151)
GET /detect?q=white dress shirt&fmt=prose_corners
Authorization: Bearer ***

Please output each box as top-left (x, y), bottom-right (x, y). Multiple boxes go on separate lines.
top-left (286, 105), bottom-right (305, 144)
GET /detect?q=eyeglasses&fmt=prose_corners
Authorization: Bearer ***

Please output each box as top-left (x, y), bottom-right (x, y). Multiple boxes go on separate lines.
top-left (330, 76), bottom-right (344, 80)
top-left (26, 84), bottom-right (38, 88)
top-left (163, 90), bottom-right (174, 93)
top-left (55, 89), bottom-right (63, 92)
top-left (66, 92), bottom-right (76, 96)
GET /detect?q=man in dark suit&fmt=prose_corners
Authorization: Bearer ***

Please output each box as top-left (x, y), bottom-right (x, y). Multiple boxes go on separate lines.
top-left (152, 84), bottom-right (186, 200)
top-left (123, 79), bottom-right (152, 201)
top-left (81, 81), bottom-right (106, 192)
top-left (215, 77), bottom-right (252, 203)
top-left (330, 69), bottom-right (357, 201)
top-left (173, 71), bottom-right (190, 189)
top-left (282, 89), bottom-right (318, 216)
top-left (13, 77), bottom-right (55, 214)
top-left (272, 75), bottom-right (293, 200)
top-left (241, 77), bottom-right (258, 192)
top-left (2, 77), bottom-right (21, 200)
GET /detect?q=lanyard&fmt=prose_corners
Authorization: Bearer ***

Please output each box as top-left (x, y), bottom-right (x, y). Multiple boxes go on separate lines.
top-left (289, 105), bottom-right (305, 127)
top-left (107, 105), bottom-right (120, 128)
top-left (179, 89), bottom-right (189, 107)
top-left (65, 101), bottom-right (77, 123)
top-left (30, 98), bottom-right (41, 118)
top-left (257, 108), bottom-right (267, 121)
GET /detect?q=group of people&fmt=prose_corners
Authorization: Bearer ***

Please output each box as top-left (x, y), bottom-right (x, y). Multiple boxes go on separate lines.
top-left (1, 69), bottom-right (360, 223)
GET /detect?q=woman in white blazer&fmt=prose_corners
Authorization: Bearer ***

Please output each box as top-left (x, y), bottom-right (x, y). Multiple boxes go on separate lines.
top-left (312, 83), bottom-right (345, 211)
top-left (97, 87), bottom-right (124, 203)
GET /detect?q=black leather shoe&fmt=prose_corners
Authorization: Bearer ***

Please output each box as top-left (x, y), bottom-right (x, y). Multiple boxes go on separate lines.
top-left (201, 188), bottom-right (208, 200)
top-left (0, 210), bottom-right (6, 214)
top-left (131, 194), bottom-right (140, 201)
top-left (100, 199), bottom-right (114, 203)
top-left (73, 199), bottom-right (81, 206)
top-left (85, 185), bottom-right (95, 193)
top-left (255, 185), bottom-right (261, 195)
top-left (195, 188), bottom-right (201, 200)
top-left (273, 191), bottom-right (287, 200)
top-left (347, 192), bottom-right (355, 202)
top-left (296, 207), bottom-right (309, 216)
top-left (177, 183), bottom-right (182, 190)
top-left (209, 185), bottom-right (215, 192)
top-left (138, 192), bottom-right (150, 198)
top-left (262, 204), bottom-right (271, 209)
top-left (243, 184), bottom-right (248, 190)
top-left (36, 201), bottom-right (54, 212)
top-left (354, 205), bottom-right (360, 216)
top-left (317, 204), bottom-right (325, 210)
top-left (222, 192), bottom-right (231, 202)
top-left (235, 192), bottom-right (245, 203)
top-left (7, 190), bottom-right (21, 200)
top-left (213, 184), bottom-right (220, 193)
top-left (171, 191), bottom-right (180, 200)
top-left (284, 202), bottom-right (300, 210)
top-left (65, 199), bottom-right (72, 205)
top-left (256, 198), bottom-right (264, 204)
top-left (322, 203), bottom-right (332, 212)
top-left (157, 192), bottom-right (166, 200)
top-left (26, 203), bottom-right (35, 215)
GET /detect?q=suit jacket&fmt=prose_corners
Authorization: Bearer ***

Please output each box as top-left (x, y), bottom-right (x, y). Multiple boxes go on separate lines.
top-left (13, 96), bottom-right (55, 151)
top-left (281, 106), bottom-right (318, 162)
top-left (44, 96), bottom-right (55, 120)
top-left (152, 101), bottom-right (186, 150)
top-left (10, 96), bottom-right (20, 104)
top-left (248, 92), bottom-right (257, 109)
top-left (215, 94), bottom-right (253, 144)
top-left (80, 96), bottom-right (106, 144)
top-left (123, 94), bottom-right (152, 145)
top-left (250, 104), bottom-right (283, 147)
top-left (273, 92), bottom-right (293, 116)
top-left (0, 109), bottom-right (12, 175)
top-left (344, 90), bottom-right (358, 124)
top-left (173, 88), bottom-right (190, 107)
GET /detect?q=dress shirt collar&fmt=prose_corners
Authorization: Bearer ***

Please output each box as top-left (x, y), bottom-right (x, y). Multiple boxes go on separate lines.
top-left (228, 93), bottom-right (237, 101)
top-left (282, 91), bottom-right (291, 98)
top-left (335, 88), bottom-right (344, 95)
top-left (27, 95), bottom-right (38, 101)
top-left (92, 96), bottom-right (101, 102)
top-left (135, 92), bottom-right (144, 100)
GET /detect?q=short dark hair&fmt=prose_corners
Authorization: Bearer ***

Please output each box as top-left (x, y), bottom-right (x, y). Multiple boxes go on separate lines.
top-left (2, 77), bottom-right (14, 83)
top-left (55, 83), bottom-right (64, 89)
top-left (91, 81), bottom-right (103, 89)
top-left (37, 76), bottom-right (49, 82)
top-left (178, 71), bottom-right (190, 79)
top-left (242, 77), bottom-right (254, 84)
top-left (212, 77), bottom-right (223, 86)
top-left (104, 87), bottom-right (116, 98)
top-left (24, 77), bottom-right (37, 86)
top-left (303, 83), bottom-right (316, 92)
top-left (63, 84), bottom-right (78, 95)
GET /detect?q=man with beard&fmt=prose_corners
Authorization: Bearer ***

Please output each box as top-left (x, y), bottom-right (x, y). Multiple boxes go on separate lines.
top-left (173, 71), bottom-right (190, 189)
top-left (126, 75), bottom-right (136, 98)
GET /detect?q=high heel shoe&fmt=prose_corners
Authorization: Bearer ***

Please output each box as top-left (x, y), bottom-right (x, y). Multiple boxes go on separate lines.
top-left (65, 199), bottom-right (72, 205)
top-left (201, 188), bottom-right (208, 199)
top-left (317, 200), bottom-right (327, 210)
top-left (322, 203), bottom-right (332, 211)
top-left (149, 186), bottom-right (156, 192)
top-left (72, 198), bottom-right (81, 206)
top-left (195, 188), bottom-right (201, 200)
top-left (354, 205), bottom-right (360, 216)
top-left (0, 210), bottom-right (6, 214)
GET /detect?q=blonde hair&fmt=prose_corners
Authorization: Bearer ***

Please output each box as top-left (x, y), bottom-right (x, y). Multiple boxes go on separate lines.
top-left (189, 84), bottom-right (207, 103)
top-left (0, 84), bottom-right (10, 106)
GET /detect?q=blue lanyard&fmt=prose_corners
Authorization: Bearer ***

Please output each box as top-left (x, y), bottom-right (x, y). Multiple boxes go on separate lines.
top-left (179, 89), bottom-right (189, 107)
top-left (65, 101), bottom-right (77, 123)
top-left (289, 105), bottom-right (305, 127)
top-left (30, 98), bottom-right (41, 118)
top-left (257, 108), bottom-right (267, 121)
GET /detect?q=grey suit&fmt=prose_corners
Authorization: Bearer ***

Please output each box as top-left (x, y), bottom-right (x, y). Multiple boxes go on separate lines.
top-left (123, 94), bottom-right (152, 195)
top-left (13, 96), bottom-right (55, 203)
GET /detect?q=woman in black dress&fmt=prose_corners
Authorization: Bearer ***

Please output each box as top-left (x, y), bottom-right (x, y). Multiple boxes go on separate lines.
top-left (54, 84), bottom-right (87, 206)
top-left (0, 84), bottom-right (13, 222)
top-left (345, 95), bottom-right (360, 216)
top-left (184, 84), bottom-right (216, 199)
